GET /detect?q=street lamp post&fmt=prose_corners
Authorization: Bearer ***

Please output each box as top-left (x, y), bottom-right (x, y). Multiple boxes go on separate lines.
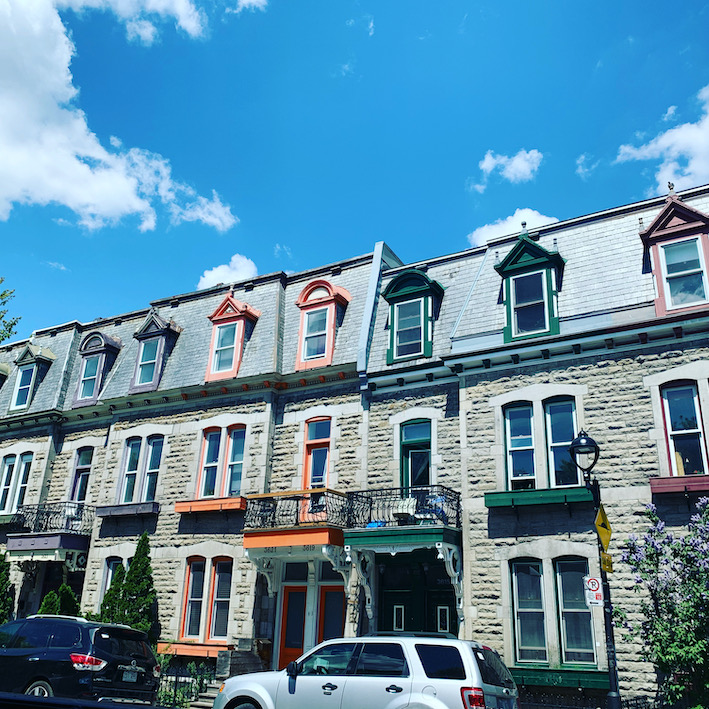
top-left (568, 431), bottom-right (621, 709)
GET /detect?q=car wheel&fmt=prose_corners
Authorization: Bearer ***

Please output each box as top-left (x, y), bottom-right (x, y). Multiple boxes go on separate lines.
top-left (231, 701), bottom-right (259, 709)
top-left (25, 680), bottom-right (53, 697)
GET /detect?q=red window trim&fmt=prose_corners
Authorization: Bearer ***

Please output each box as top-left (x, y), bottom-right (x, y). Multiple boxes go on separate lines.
top-left (295, 280), bottom-right (351, 371)
top-left (205, 294), bottom-right (261, 382)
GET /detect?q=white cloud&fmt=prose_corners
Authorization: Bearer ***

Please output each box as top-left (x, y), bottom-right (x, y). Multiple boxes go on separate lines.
top-left (0, 0), bottom-right (236, 232)
top-left (45, 261), bottom-right (68, 271)
top-left (197, 254), bottom-right (258, 290)
top-left (467, 208), bottom-right (559, 247)
top-left (662, 105), bottom-right (677, 122)
top-left (274, 243), bottom-right (292, 258)
top-left (575, 153), bottom-right (599, 180)
top-left (126, 19), bottom-right (158, 45)
top-left (470, 148), bottom-right (543, 193)
top-left (366, 15), bottom-right (374, 36)
top-left (616, 84), bottom-right (709, 194)
top-left (231, 0), bottom-right (268, 13)
top-left (57, 0), bottom-right (205, 38)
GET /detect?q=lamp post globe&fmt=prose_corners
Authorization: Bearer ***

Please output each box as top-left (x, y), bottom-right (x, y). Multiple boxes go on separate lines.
top-left (568, 430), bottom-right (600, 479)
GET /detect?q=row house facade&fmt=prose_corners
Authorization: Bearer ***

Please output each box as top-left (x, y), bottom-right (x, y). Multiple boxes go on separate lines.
top-left (1, 184), bottom-right (709, 700)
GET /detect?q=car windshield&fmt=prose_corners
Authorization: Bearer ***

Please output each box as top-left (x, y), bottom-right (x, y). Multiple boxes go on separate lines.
top-left (471, 646), bottom-right (515, 688)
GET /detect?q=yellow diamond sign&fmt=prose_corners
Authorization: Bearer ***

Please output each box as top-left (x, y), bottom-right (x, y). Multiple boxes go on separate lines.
top-left (595, 504), bottom-right (612, 552)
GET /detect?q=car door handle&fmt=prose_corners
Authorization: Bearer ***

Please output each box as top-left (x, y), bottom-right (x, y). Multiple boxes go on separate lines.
top-left (28, 657), bottom-right (40, 662)
top-left (386, 685), bottom-right (403, 693)
top-left (322, 683), bottom-right (338, 691)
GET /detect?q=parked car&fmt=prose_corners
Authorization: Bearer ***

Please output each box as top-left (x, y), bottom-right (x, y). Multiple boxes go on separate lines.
top-left (213, 634), bottom-right (518, 709)
top-left (0, 614), bottom-right (159, 702)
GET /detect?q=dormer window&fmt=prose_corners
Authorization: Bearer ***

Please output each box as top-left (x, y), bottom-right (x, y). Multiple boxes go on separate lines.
top-left (382, 270), bottom-right (444, 364)
top-left (205, 294), bottom-right (261, 382)
top-left (9, 344), bottom-right (56, 412)
top-left (640, 195), bottom-right (709, 317)
top-left (295, 280), bottom-right (351, 371)
top-left (129, 310), bottom-right (180, 394)
top-left (494, 235), bottom-right (565, 343)
top-left (73, 332), bottom-right (120, 407)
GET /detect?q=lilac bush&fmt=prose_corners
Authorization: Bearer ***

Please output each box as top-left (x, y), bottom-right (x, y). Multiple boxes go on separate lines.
top-left (621, 497), bottom-right (709, 707)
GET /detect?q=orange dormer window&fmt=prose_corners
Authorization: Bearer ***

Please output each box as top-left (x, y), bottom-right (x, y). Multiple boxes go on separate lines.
top-left (295, 280), bottom-right (351, 371)
top-left (205, 294), bottom-right (261, 382)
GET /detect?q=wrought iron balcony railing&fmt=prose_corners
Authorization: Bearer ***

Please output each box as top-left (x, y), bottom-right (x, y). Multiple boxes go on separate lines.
top-left (347, 485), bottom-right (461, 529)
top-left (12, 502), bottom-right (95, 536)
top-left (244, 488), bottom-right (349, 530)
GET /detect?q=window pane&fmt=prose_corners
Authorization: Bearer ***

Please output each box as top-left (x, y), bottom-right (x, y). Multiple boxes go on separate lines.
top-left (551, 448), bottom-right (579, 486)
top-left (227, 429), bottom-right (245, 496)
top-left (216, 323), bottom-right (236, 349)
top-left (547, 401), bottom-right (574, 443)
top-left (206, 432), bottom-right (221, 463)
top-left (309, 448), bottom-right (328, 486)
top-left (19, 367), bottom-right (34, 387)
top-left (138, 361), bottom-right (156, 385)
top-left (665, 387), bottom-right (698, 431)
top-left (141, 339), bottom-right (159, 363)
top-left (664, 240), bottom-right (701, 274)
top-left (305, 334), bottom-right (327, 358)
top-left (300, 643), bottom-right (356, 676)
top-left (402, 421), bottom-right (430, 442)
top-left (308, 420), bottom-right (330, 440)
top-left (558, 561), bottom-right (586, 609)
top-left (557, 560), bottom-right (594, 663)
top-left (148, 437), bottom-right (163, 470)
top-left (518, 612), bottom-right (546, 660)
top-left (355, 643), bottom-right (409, 677)
top-left (77, 448), bottom-right (93, 467)
top-left (515, 563), bottom-right (543, 609)
top-left (396, 300), bottom-right (423, 356)
top-left (514, 273), bottom-right (544, 305)
top-left (673, 434), bottom-right (705, 475)
top-left (416, 644), bottom-right (466, 680)
top-left (513, 562), bottom-right (546, 662)
top-left (306, 309), bottom-right (327, 335)
top-left (83, 355), bottom-right (99, 379)
top-left (508, 407), bottom-right (533, 447)
top-left (211, 602), bottom-right (229, 637)
top-left (668, 272), bottom-right (707, 306)
top-left (126, 440), bottom-right (141, 472)
top-left (515, 302), bottom-right (547, 334)
top-left (409, 450), bottom-right (430, 487)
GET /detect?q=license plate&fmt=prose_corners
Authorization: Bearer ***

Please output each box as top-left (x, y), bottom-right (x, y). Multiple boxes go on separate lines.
top-left (123, 670), bottom-right (138, 682)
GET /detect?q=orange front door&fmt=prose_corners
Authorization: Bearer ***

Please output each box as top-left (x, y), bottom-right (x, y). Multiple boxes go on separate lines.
top-left (278, 586), bottom-right (307, 669)
top-left (317, 586), bottom-right (345, 643)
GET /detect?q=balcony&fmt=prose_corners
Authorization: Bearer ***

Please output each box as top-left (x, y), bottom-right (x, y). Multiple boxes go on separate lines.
top-left (245, 488), bottom-right (349, 530)
top-left (6, 502), bottom-right (95, 569)
top-left (12, 502), bottom-right (95, 535)
top-left (347, 485), bottom-right (461, 529)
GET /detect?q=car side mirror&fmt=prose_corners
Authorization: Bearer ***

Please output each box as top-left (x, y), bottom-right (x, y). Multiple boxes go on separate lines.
top-left (286, 661), bottom-right (298, 678)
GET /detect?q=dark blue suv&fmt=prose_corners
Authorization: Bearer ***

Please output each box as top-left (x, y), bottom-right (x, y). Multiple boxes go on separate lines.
top-left (0, 615), bottom-right (159, 702)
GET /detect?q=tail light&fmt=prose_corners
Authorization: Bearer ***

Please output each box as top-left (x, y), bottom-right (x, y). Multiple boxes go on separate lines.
top-left (461, 687), bottom-right (485, 709)
top-left (70, 653), bottom-right (108, 672)
top-left (153, 664), bottom-right (161, 678)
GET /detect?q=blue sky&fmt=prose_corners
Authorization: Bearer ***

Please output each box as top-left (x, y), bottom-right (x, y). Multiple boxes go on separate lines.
top-left (3, 0), bottom-right (709, 342)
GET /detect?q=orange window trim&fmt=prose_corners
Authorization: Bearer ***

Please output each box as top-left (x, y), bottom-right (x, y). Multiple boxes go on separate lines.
top-left (206, 556), bottom-right (232, 642)
top-left (180, 556), bottom-right (206, 641)
top-left (303, 418), bottom-right (331, 488)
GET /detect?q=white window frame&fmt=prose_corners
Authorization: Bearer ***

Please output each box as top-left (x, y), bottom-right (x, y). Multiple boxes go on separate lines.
top-left (0, 452), bottom-right (32, 514)
top-left (183, 557), bottom-right (206, 639)
top-left (101, 557), bottom-right (124, 601)
top-left (199, 426), bottom-right (247, 499)
top-left (659, 237), bottom-right (709, 310)
top-left (10, 364), bottom-right (36, 410)
top-left (555, 559), bottom-right (596, 665)
top-left (511, 269), bottom-right (550, 337)
top-left (661, 383), bottom-right (708, 477)
top-left (209, 559), bottom-right (233, 639)
top-left (119, 436), bottom-right (163, 504)
top-left (511, 560), bottom-right (547, 663)
top-left (78, 354), bottom-right (101, 400)
top-left (212, 322), bottom-right (238, 374)
top-left (545, 399), bottom-right (579, 488)
top-left (302, 307), bottom-right (329, 361)
top-left (505, 404), bottom-right (536, 490)
top-left (72, 448), bottom-right (93, 503)
top-left (394, 298), bottom-right (424, 359)
top-left (136, 339), bottom-right (160, 387)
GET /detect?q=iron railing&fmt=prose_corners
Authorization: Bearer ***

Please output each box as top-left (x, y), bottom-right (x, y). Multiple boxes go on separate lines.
top-left (245, 488), bottom-right (349, 530)
top-left (12, 502), bottom-right (95, 535)
top-left (347, 485), bottom-right (461, 528)
top-left (156, 663), bottom-right (216, 708)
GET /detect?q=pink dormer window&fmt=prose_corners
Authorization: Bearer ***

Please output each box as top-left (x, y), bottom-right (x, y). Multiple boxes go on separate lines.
top-left (295, 280), bottom-right (351, 371)
top-left (205, 294), bottom-right (261, 382)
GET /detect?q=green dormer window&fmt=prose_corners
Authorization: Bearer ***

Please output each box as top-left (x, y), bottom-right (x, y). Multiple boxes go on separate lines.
top-left (495, 235), bottom-right (565, 342)
top-left (382, 269), bottom-right (444, 364)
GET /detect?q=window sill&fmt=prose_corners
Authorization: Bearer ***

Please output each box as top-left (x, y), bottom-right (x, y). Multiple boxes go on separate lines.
top-left (484, 487), bottom-right (593, 509)
top-left (649, 475), bottom-right (709, 495)
top-left (174, 497), bottom-right (247, 514)
top-left (510, 667), bottom-right (609, 690)
top-left (157, 641), bottom-right (232, 658)
top-left (96, 501), bottom-right (160, 517)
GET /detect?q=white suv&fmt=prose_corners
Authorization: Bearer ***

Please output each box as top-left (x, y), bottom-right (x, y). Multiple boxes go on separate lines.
top-left (213, 635), bottom-right (518, 709)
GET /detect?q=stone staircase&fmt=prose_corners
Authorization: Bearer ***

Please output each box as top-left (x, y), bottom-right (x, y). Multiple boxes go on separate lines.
top-left (189, 681), bottom-right (223, 709)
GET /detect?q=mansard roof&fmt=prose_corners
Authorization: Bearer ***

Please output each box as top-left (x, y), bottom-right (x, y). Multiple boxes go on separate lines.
top-left (639, 194), bottom-right (709, 245)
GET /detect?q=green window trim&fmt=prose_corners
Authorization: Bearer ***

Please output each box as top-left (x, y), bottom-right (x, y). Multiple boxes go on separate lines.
top-left (382, 269), bottom-right (444, 365)
top-left (510, 667), bottom-right (609, 690)
top-left (400, 419), bottom-right (431, 488)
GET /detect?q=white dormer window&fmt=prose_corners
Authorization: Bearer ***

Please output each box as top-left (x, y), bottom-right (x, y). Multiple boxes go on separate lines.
top-left (11, 365), bottom-right (36, 410)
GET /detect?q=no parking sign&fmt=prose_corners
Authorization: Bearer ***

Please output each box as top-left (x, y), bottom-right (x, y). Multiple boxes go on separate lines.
top-left (583, 576), bottom-right (603, 607)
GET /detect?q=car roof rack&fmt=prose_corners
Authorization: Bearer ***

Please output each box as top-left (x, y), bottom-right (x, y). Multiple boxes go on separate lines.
top-left (360, 631), bottom-right (458, 639)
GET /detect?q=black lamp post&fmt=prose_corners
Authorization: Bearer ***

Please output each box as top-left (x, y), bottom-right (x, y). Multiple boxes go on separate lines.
top-left (568, 431), bottom-right (621, 709)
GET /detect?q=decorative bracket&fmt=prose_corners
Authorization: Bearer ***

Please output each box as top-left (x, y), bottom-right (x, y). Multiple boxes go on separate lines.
top-left (323, 544), bottom-right (351, 589)
top-left (436, 541), bottom-right (464, 625)
top-left (245, 551), bottom-right (278, 598)
top-left (348, 547), bottom-right (375, 620)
